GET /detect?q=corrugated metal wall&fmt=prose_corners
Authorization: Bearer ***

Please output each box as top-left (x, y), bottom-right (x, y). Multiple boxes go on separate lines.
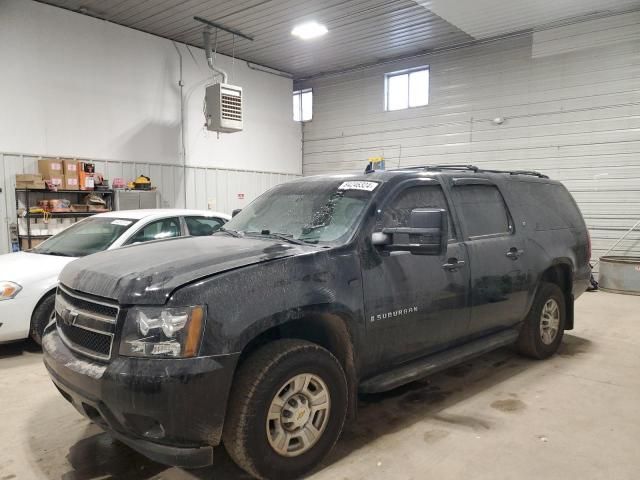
top-left (0, 152), bottom-right (299, 254)
top-left (299, 12), bottom-right (640, 267)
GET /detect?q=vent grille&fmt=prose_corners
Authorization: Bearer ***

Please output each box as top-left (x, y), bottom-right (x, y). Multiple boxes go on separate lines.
top-left (57, 321), bottom-right (112, 357)
top-left (55, 285), bottom-right (118, 361)
top-left (221, 93), bottom-right (242, 121)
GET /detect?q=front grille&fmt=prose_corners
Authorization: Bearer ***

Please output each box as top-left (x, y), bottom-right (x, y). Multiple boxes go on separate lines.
top-left (56, 285), bottom-right (119, 361)
top-left (57, 321), bottom-right (112, 357)
top-left (58, 287), bottom-right (118, 318)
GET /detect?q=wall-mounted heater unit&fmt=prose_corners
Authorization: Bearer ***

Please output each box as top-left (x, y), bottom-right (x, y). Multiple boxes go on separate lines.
top-left (205, 83), bottom-right (243, 133)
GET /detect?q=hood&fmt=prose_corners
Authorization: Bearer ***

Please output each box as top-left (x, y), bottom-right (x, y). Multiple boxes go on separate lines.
top-left (59, 235), bottom-right (318, 305)
top-left (0, 251), bottom-right (75, 284)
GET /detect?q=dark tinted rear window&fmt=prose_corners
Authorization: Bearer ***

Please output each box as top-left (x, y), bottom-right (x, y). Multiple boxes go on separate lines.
top-left (511, 181), bottom-right (584, 230)
top-left (452, 184), bottom-right (512, 238)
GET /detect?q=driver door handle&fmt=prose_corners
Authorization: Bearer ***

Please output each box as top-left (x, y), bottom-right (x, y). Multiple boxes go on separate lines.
top-left (506, 247), bottom-right (524, 260)
top-left (442, 258), bottom-right (465, 271)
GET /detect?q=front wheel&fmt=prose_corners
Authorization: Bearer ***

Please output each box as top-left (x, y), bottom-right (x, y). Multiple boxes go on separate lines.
top-left (30, 293), bottom-right (56, 345)
top-left (517, 282), bottom-right (566, 359)
top-left (223, 339), bottom-right (348, 480)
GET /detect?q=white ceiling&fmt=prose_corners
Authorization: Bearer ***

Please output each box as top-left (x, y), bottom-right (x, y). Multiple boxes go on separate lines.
top-left (38, 0), bottom-right (640, 77)
top-left (425, 0), bottom-right (640, 39)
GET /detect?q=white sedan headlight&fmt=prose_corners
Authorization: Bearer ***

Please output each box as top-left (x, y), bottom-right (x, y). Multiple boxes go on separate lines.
top-left (0, 281), bottom-right (22, 301)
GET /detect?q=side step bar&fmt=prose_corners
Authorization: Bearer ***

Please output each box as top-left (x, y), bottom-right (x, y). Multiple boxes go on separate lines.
top-left (359, 328), bottom-right (520, 394)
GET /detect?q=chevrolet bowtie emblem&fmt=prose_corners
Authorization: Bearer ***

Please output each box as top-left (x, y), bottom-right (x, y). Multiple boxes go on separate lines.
top-left (62, 308), bottom-right (79, 326)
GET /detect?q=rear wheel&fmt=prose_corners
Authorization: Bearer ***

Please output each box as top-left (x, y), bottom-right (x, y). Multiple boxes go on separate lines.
top-left (517, 282), bottom-right (566, 359)
top-left (223, 339), bottom-right (348, 480)
top-left (30, 293), bottom-right (55, 345)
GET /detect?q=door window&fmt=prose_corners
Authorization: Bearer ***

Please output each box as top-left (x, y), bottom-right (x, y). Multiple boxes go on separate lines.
top-left (452, 185), bottom-right (512, 238)
top-left (382, 185), bottom-right (455, 239)
top-left (127, 217), bottom-right (181, 244)
top-left (185, 216), bottom-right (225, 236)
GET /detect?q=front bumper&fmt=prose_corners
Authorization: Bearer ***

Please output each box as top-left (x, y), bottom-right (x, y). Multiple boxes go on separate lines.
top-left (42, 327), bottom-right (239, 468)
top-left (0, 294), bottom-right (33, 343)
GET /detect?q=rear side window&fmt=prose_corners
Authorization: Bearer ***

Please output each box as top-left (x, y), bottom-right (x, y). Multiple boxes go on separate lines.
top-left (452, 185), bottom-right (512, 238)
top-left (128, 217), bottom-right (181, 244)
top-left (382, 185), bottom-right (456, 239)
top-left (511, 181), bottom-right (584, 230)
top-left (185, 216), bottom-right (225, 236)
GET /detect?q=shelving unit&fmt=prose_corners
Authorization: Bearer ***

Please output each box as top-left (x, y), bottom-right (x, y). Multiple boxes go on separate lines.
top-left (15, 188), bottom-right (114, 249)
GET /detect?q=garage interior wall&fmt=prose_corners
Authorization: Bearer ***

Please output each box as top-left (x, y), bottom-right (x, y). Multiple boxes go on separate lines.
top-left (298, 11), bottom-right (640, 267)
top-left (0, 0), bottom-right (301, 254)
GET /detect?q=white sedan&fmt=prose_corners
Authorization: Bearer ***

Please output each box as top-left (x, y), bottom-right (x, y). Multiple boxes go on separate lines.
top-left (0, 209), bottom-right (230, 344)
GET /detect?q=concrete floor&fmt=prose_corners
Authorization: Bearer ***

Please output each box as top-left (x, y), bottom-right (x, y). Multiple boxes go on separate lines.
top-left (1, 290), bottom-right (639, 480)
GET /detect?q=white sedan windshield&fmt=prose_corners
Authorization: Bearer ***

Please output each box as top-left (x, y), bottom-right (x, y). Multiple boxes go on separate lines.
top-left (33, 217), bottom-right (135, 257)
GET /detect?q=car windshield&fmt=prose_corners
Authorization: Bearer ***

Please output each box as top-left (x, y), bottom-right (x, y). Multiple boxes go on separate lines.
top-left (33, 217), bottom-right (136, 257)
top-left (223, 179), bottom-right (379, 245)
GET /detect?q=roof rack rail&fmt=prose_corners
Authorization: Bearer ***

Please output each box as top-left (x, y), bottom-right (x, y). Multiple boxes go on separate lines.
top-left (390, 164), bottom-right (480, 172)
top-left (388, 164), bottom-right (548, 179)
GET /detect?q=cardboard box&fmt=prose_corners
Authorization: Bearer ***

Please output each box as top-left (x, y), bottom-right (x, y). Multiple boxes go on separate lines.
top-left (20, 238), bottom-right (46, 250)
top-left (79, 171), bottom-right (95, 190)
top-left (63, 175), bottom-right (79, 191)
top-left (16, 174), bottom-right (43, 183)
top-left (38, 159), bottom-right (63, 177)
top-left (16, 173), bottom-right (46, 190)
top-left (62, 159), bottom-right (78, 176)
top-left (46, 177), bottom-right (64, 189)
top-left (16, 180), bottom-right (46, 190)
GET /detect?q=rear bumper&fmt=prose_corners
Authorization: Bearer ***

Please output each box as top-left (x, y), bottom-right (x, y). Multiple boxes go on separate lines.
top-left (42, 327), bottom-right (239, 468)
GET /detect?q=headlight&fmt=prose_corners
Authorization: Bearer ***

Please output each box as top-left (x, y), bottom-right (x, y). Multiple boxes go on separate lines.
top-left (0, 281), bottom-right (22, 301)
top-left (119, 305), bottom-right (206, 358)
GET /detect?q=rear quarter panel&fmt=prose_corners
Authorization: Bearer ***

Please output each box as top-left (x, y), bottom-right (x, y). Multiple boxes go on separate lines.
top-left (499, 178), bottom-right (591, 308)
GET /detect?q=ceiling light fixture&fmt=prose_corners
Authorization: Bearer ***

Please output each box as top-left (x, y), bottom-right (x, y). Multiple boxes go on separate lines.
top-left (291, 21), bottom-right (328, 40)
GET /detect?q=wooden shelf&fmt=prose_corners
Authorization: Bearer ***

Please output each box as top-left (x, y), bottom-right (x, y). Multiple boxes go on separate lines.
top-left (24, 211), bottom-right (108, 218)
top-left (18, 234), bottom-right (52, 239)
top-left (15, 189), bottom-right (113, 194)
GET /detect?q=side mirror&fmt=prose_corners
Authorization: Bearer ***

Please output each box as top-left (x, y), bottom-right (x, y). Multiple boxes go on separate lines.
top-left (232, 208), bottom-right (242, 217)
top-left (372, 208), bottom-right (448, 255)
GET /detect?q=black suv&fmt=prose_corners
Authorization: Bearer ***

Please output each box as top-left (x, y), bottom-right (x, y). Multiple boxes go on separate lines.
top-left (43, 165), bottom-right (591, 479)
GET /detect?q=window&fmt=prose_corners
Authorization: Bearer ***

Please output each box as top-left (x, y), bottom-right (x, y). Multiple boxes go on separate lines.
top-left (224, 180), bottom-right (374, 245)
top-left (185, 216), bottom-right (225, 236)
top-left (33, 217), bottom-right (134, 257)
top-left (385, 66), bottom-right (429, 111)
top-left (127, 217), bottom-right (181, 244)
top-left (452, 185), bottom-right (512, 238)
top-left (293, 88), bottom-right (313, 121)
top-left (383, 185), bottom-right (455, 239)
top-left (511, 181), bottom-right (584, 231)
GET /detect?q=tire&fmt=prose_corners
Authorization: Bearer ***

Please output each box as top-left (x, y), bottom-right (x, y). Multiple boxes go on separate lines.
top-left (30, 293), bottom-right (56, 345)
top-left (516, 282), bottom-right (566, 359)
top-left (223, 339), bottom-right (348, 480)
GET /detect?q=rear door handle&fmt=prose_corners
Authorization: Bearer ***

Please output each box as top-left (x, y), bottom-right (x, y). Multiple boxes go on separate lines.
top-left (442, 258), bottom-right (466, 271)
top-left (506, 248), bottom-right (524, 260)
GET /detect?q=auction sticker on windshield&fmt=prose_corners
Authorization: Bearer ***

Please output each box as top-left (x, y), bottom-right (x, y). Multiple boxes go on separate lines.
top-left (111, 220), bottom-right (133, 226)
top-left (338, 181), bottom-right (379, 192)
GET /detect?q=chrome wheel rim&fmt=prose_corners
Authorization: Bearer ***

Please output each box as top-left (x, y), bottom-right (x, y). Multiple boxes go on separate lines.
top-left (540, 298), bottom-right (560, 345)
top-left (266, 373), bottom-right (331, 457)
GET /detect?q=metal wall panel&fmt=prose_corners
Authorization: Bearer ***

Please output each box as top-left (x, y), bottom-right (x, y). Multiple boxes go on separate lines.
top-left (299, 13), bottom-right (640, 267)
top-left (0, 153), bottom-right (299, 254)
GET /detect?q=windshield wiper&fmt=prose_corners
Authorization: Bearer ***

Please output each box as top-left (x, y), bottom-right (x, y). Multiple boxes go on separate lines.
top-left (218, 227), bottom-right (243, 238)
top-left (246, 231), bottom-right (308, 246)
top-left (37, 250), bottom-right (72, 257)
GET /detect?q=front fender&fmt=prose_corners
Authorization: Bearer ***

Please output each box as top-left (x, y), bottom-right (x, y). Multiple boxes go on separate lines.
top-left (167, 248), bottom-right (365, 357)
